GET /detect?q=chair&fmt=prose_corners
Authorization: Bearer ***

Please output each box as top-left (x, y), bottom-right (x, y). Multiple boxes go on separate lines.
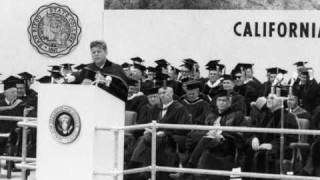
top-left (125, 111), bottom-right (137, 126)
top-left (288, 118), bottom-right (310, 173)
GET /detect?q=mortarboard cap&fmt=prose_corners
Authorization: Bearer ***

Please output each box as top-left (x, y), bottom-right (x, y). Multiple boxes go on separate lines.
top-left (131, 57), bottom-right (144, 64)
top-left (132, 63), bottom-right (146, 72)
top-left (222, 74), bottom-right (234, 81)
top-left (143, 86), bottom-right (160, 96)
top-left (121, 62), bottom-right (131, 68)
top-left (216, 89), bottom-right (230, 98)
top-left (183, 58), bottom-right (197, 65)
top-left (155, 59), bottom-right (169, 68)
top-left (185, 80), bottom-right (202, 90)
top-left (48, 65), bottom-right (61, 73)
top-left (266, 67), bottom-right (287, 74)
top-left (205, 60), bottom-right (220, 67)
top-left (147, 66), bottom-right (156, 73)
top-left (231, 67), bottom-right (242, 76)
top-left (61, 63), bottom-right (74, 70)
top-left (18, 72), bottom-right (34, 80)
top-left (36, 76), bottom-right (51, 83)
top-left (3, 76), bottom-right (23, 90)
top-left (293, 61), bottom-right (308, 67)
top-left (234, 63), bottom-right (254, 71)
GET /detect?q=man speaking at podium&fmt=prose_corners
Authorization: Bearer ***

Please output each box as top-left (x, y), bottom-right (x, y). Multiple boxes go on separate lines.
top-left (68, 40), bottom-right (129, 101)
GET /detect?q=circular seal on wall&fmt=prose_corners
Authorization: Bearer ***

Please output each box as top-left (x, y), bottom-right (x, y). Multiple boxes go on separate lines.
top-left (49, 105), bottom-right (81, 144)
top-left (28, 3), bottom-right (81, 58)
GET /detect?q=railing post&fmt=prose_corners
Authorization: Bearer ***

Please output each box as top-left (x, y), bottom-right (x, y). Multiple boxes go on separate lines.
top-left (113, 130), bottom-right (119, 180)
top-left (21, 117), bottom-right (28, 180)
top-left (151, 120), bottom-right (157, 180)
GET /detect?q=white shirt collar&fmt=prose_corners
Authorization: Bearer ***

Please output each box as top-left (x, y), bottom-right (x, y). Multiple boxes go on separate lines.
top-left (5, 98), bottom-right (12, 105)
top-left (163, 100), bottom-right (174, 109)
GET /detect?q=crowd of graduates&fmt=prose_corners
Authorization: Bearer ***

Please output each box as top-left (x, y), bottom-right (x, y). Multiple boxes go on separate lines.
top-left (0, 41), bottom-right (320, 179)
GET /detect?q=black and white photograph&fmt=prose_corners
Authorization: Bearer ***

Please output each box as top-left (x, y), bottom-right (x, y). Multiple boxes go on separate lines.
top-left (0, 0), bottom-right (320, 180)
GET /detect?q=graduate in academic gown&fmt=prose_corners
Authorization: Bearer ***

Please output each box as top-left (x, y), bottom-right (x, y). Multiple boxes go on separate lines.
top-left (202, 60), bottom-right (224, 102)
top-left (185, 89), bottom-right (247, 180)
top-left (292, 67), bottom-right (320, 114)
top-left (179, 80), bottom-right (211, 125)
top-left (260, 67), bottom-right (287, 97)
top-left (233, 63), bottom-right (261, 115)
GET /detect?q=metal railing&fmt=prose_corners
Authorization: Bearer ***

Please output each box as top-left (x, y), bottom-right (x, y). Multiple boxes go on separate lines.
top-left (0, 116), bottom-right (36, 180)
top-left (1, 117), bottom-right (320, 180)
top-left (103, 121), bottom-right (320, 180)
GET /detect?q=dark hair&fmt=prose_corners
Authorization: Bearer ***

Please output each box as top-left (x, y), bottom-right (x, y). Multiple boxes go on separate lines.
top-left (90, 40), bottom-right (107, 51)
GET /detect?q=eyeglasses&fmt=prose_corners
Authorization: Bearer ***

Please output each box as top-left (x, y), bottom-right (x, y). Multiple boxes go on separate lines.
top-left (235, 76), bottom-right (242, 79)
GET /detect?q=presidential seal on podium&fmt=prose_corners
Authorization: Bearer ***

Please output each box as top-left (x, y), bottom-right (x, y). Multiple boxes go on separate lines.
top-left (49, 105), bottom-right (81, 144)
top-left (28, 3), bottom-right (81, 58)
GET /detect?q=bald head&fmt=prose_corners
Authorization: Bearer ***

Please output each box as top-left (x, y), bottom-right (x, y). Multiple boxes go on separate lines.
top-left (158, 87), bottom-right (174, 105)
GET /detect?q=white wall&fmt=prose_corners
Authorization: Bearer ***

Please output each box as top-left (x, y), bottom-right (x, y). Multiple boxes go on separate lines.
top-left (104, 10), bottom-right (320, 82)
top-left (1, 8), bottom-right (320, 83)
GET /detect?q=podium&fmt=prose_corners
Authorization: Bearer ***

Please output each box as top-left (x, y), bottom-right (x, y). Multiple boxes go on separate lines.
top-left (36, 84), bottom-right (125, 180)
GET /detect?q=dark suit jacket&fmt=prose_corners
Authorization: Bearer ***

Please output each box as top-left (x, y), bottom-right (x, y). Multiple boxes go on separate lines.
top-left (77, 59), bottom-right (129, 101)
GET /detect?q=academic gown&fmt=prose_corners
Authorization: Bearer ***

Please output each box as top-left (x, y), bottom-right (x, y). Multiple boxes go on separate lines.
top-left (189, 108), bottom-right (247, 180)
top-left (179, 97), bottom-right (211, 125)
top-left (129, 101), bottom-right (190, 180)
top-left (0, 98), bottom-right (24, 155)
top-left (249, 108), bottom-right (299, 176)
top-left (77, 59), bottom-right (129, 101)
top-left (235, 80), bottom-right (261, 115)
top-left (293, 79), bottom-right (320, 114)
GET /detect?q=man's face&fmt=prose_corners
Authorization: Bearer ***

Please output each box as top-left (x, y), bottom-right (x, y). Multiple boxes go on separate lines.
top-left (147, 71), bottom-right (155, 80)
top-left (216, 96), bottom-right (231, 112)
top-left (62, 69), bottom-right (72, 76)
top-left (91, 46), bottom-right (107, 65)
top-left (223, 80), bottom-right (235, 91)
top-left (208, 70), bottom-right (219, 82)
top-left (234, 73), bottom-right (244, 86)
top-left (123, 68), bottom-right (131, 78)
top-left (159, 87), bottom-right (173, 105)
top-left (186, 88), bottom-right (199, 101)
top-left (5, 88), bottom-right (18, 102)
top-left (245, 69), bottom-right (253, 78)
top-left (287, 96), bottom-right (298, 109)
top-left (180, 67), bottom-right (191, 78)
top-left (299, 74), bottom-right (308, 85)
top-left (147, 94), bottom-right (160, 106)
top-left (266, 94), bottom-right (281, 109)
top-left (269, 74), bottom-right (276, 83)
top-left (130, 67), bottom-right (143, 81)
top-left (16, 84), bottom-right (26, 97)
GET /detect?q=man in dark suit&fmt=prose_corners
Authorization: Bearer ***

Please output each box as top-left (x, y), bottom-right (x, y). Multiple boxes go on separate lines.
top-left (68, 40), bottom-right (129, 101)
